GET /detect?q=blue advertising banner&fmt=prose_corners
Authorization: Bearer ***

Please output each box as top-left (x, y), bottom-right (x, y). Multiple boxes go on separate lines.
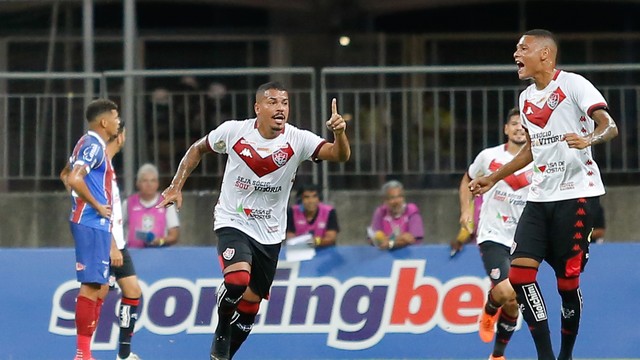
top-left (0, 244), bottom-right (638, 359)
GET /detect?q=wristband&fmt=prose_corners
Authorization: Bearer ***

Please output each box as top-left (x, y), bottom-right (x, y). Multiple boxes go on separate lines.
top-left (314, 237), bottom-right (322, 246)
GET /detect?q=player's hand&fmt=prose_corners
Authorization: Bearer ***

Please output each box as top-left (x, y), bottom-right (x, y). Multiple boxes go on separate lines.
top-left (110, 248), bottom-right (123, 268)
top-left (326, 98), bottom-right (346, 135)
top-left (97, 204), bottom-right (112, 219)
top-left (459, 210), bottom-right (474, 233)
top-left (157, 185), bottom-right (182, 210)
top-left (564, 132), bottom-right (590, 149)
top-left (468, 176), bottom-right (494, 196)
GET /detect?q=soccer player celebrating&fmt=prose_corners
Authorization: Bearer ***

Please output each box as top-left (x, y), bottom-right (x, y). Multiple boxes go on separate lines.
top-left (460, 107), bottom-right (531, 360)
top-left (470, 29), bottom-right (618, 360)
top-left (157, 81), bottom-right (350, 360)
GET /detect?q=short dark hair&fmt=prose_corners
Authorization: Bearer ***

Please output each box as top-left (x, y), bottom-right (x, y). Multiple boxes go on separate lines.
top-left (255, 81), bottom-right (287, 101)
top-left (524, 29), bottom-right (558, 46)
top-left (506, 107), bottom-right (520, 122)
top-left (85, 98), bottom-right (118, 123)
top-left (296, 183), bottom-right (321, 201)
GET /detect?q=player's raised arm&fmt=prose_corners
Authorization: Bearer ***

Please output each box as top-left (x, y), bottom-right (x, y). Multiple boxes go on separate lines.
top-left (316, 98), bottom-right (351, 162)
top-left (157, 136), bottom-right (211, 210)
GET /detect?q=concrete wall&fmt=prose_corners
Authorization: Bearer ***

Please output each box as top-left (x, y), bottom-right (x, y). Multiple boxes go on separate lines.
top-left (1, 186), bottom-right (638, 247)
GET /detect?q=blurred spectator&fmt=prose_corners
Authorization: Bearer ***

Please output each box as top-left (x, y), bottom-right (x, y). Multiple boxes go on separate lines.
top-left (369, 180), bottom-right (424, 249)
top-left (286, 184), bottom-right (339, 247)
top-left (124, 163), bottom-right (180, 248)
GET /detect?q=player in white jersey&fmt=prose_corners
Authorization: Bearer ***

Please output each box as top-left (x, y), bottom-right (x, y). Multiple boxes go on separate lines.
top-left (105, 123), bottom-right (143, 360)
top-left (460, 108), bottom-right (532, 360)
top-left (470, 30), bottom-right (618, 360)
top-left (157, 81), bottom-right (350, 360)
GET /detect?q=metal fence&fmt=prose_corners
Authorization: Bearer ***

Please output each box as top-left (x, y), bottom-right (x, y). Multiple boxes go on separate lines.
top-left (1, 65), bottom-right (639, 193)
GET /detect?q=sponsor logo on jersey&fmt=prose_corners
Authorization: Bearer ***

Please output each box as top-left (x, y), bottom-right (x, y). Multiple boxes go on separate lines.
top-left (82, 143), bottom-right (100, 162)
top-left (239, 148), bottom-right (253, 158)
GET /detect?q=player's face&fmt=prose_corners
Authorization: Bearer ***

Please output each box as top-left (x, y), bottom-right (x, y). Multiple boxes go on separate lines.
top-left (255, 89), bottom-right (289, 134)
top-left (102, 109), bottom-right (121, 138)
top-left (384, 188), bottom-right (405, 215)
top-left (514, 35), bottom-right (544, 80)
top-left (137, 172), bottom-right (159, 198)
top-left (301, 191), bottom-right (320, 213)
top-left (504, 114), bottom-right (526, 145)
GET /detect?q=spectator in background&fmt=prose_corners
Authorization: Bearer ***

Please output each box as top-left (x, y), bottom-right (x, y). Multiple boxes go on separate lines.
top-left (124, 163), bottom-right (180, 248)
top-left (369, 180), bottom-right (424, 249)
top-left (286, 184), bottom-right (340, 247)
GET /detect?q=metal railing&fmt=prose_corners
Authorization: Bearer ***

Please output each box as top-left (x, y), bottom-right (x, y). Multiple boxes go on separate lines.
top-left (1, 64), bottom-right (639, 193)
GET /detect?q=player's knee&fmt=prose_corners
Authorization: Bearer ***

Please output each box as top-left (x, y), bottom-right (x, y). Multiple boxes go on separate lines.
top-left (509, 265), bottom-right (538, 285)
top-left (557, 276), bottom-right (580, 291)
top-left (492, 281), bottom-right (516, 303)
top-left (237, 298), bottom-right (260, 316)
top-left (218, 270), bottom-right (251, 306)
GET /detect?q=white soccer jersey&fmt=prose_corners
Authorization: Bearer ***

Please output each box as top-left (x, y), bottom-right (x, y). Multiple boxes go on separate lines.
top-left (519, 70), bottom-right (608, 202)
top-left (110, 161), bottom-right (126, 250)
top-left (206, 118), bottom-right (325, 245)
top-left (468, 144), bottom-right (532, 247)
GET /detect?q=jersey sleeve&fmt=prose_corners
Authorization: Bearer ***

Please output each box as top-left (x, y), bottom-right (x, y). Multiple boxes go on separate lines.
top-left (292, 127), bottom-right (325, 162)
top-left (165, 205), bottom-right (180, 229)
top-left (206, 120), bottom-right (238, 154)
top-left (567, 73), bottom-right (608, 117)
top-left (467, 149), bottom-right (489, 180)
top-left (74, 140), bottom-right (104, 174)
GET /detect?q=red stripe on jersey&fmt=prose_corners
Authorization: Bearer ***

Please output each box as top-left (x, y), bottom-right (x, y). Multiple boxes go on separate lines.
top-left (72, 198), bottom-right (86, 223)
top-left (587, 102), bottom-right (608, 117)
top-left (523, 87), bottom-right (567, 128)
top-left (311, 140), bottom-right (327, 162)
top-left (489, 159), bottom-right (532, 191)
top-left (232, 137), bottom-right (295, 177)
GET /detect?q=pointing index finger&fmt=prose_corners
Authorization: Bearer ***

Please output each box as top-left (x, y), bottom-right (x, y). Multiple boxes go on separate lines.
top-left (331, 98), bottom-right (337, 116)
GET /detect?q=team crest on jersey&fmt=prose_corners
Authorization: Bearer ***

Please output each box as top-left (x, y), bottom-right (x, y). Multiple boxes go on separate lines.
top-left (547, 92), bottom-right (560, 109)
top-left (222, 247), bottom-right (235, 260)
top-left (272, 149), bottom-right (289, 167)
top-left (75, 262), bottom-right (85, 271)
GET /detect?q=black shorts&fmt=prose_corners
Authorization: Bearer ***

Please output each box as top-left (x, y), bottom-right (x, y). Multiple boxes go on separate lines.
top-left (478, 241), bottom-right (511, 286)
top-left (110, 247), bottom-right (137, 280)
top-left (215, 227), bottom-right (281, 299)
top-left (512, 197), bottom-right (599, 278)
